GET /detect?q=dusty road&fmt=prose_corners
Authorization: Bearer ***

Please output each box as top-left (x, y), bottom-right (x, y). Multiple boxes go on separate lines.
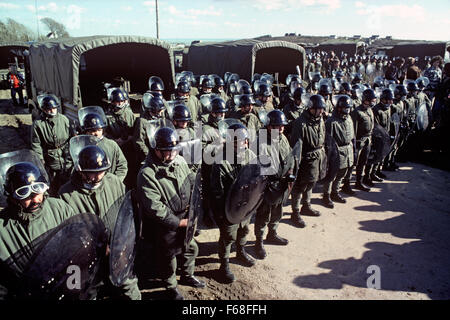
top-left (1, 91), bottom-right (449, 300)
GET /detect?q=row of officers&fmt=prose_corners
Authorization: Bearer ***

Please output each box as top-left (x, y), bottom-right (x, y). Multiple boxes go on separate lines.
top-left (0, 70), bottom-right (427, 300)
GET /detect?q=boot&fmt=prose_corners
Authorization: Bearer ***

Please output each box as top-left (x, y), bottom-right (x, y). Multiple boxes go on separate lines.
top-left (355, 176), bottom-right (371, 192)
top-left (376, 169), bottom-right (387, 179)
top-left (218, 258), bottom-right (235, 283)
top-left (266, 230), bottom-right (289, 246)
top-left (166, 287), bottom-right (184, 300)
top-left (370, 173), bottom-right (383, 182)
top-left (300, 203), bottom-right (321, 217)
top-left (330, 191), bottom-right (346, 203)
top-left (291, 210), bottom-right (306, 228)
top-left (321, 193), bottom-right (334, 209)
top-left (254, 237), bottom-right (267, 259)
top-left (236, 245), bottom-right (255, 267)
top-left (341, 181), bottom-right (355, 195)
top-left (362, 175), bottom-right (374, 187)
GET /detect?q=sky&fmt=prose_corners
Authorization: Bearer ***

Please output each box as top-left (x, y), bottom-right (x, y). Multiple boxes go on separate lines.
top-left (1, 0), bottom-right (449, 42)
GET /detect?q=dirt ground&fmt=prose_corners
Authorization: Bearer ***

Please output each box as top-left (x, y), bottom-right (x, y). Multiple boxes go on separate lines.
top-left (1, 90), bottom-right (449, 300)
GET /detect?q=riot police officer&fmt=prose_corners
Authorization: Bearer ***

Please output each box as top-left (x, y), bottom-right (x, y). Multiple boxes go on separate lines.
top-left (289, 95), bottom-right (327, 227)
top-left (282, 87), bottom-right (306, 141)
top-left (254, 110), bottom-right (293, 259)
top-left (79, 107), bottom-right (128, 182)
top-left (318, 83), bottom-right (334, 118)
top-left (229, 94), bottom-right (261, 133)
top-left (346, 89), bottom-right (376, 192)
top-left (0, 153), bottom-right (77, 299)
top-left (254, 83), bottom-right (275, 114)
top-left (133, 94), bottom-right (166, 165)
top-left (58, 145), bottom-right (141, 300)
top-left (210, 123), bottom-right (257, 283)
top-left (31, 94), bottom-right (74, 196)
top-left (105, 88), bottom-right (136, 147)
top-left (136, 126), bottom-right (205, 300)
top-left (176, 80), bottom-right (201, 122)
top-left (322, 95), bottom-right (355, 208)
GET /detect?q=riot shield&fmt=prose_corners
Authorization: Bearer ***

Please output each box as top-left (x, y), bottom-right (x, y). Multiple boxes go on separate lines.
top-left (282, 140), bottom-right (302, 204)
top-left (184, 172), bottom-right (202, 250)
top-left (69, 135), bottom-right (101, 168)
top-left (0, 149), bottom-right (49, 207)
top-left (178, 138), bottom-right (202, 165)
top-left (416, 103), bottom-right (429, 131)
top-left (21, 213), bottom-right (108, 300)
top-left (389, 112), bottom-right (401, 150)
top-left (371, 124), bottom-right (391, 163)
top-left (258, 109), bottom-right (268, 126)
top-left (225, 160), bottom-right (268, 225)
top-left (109, 191), bottom-right (138, 287)
top-left (218, 118), bottom-right (243, 139)
top-left (145, 119), bottom-right (176, 148)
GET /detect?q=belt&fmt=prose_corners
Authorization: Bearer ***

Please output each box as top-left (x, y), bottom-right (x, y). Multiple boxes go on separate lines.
top-left (303, 146), bottom-right (324, 156)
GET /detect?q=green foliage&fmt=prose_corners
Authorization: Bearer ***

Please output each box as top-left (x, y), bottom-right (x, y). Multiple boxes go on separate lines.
top-left (40, 17), bottom-right (70, 39)
top-left (0, 18), bottom-right (38, 42)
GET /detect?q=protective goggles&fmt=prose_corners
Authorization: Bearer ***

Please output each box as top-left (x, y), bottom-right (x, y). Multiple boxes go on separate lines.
top-left (14, 182), bottom-right (49, 200)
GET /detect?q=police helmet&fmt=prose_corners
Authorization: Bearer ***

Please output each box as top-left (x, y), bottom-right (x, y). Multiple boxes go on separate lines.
top-left (380, 89), bottom-right (395, 101)
top-left (172, 104), bottom-right (192, 121)
top-left (266, 110), bottom-right (288, 126)
top-left (238, 94), bottom-right (256, 106)
top-left (362, 88), bottom-right (377, 102)
top-left (177, 81), bottom-right (191, 93)
top-left (340, 82), bottom-right (351, 92)
top-left (406, 82), bottom-right (419, 92)
top-left (394, 85), bottom-right (408, 97)
top-left (257, 83), bottom-right (272, 97)
top-left (319, 84), bottom-right (332, 95)
top-left (77, 145), bottom-right (111, 172)
top-left (210, 97), bottom-right (228, 113)
top-left (143, 96), bottom-right (166, 113)
top-left (110, 88), bottom-right (128, 103)
top-left (293, 87), bottom-right (306, 100)
top-left (82, 113), bottom-right (106, 131)
top-left (336, 95), bottom-right (353, 109)
top-left (5, 162), bottom-right (49, 200)
top-left (201, 78), bottom-right (214, 89)
top-left (154, 127), bottom-right (179, 151)
top-left (226, 123), bottom-right (249, 144)
top-left (309, 95), bottom-right (326, 109)
top-left (41, 96), bottom-right (59, 111)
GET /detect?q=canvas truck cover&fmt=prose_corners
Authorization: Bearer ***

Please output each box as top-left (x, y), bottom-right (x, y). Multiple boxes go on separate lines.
top-left (187, 39), bottom-right (306, 81)
top-left (28, 35), bottom-right (175, 108)
top-left (0, 41), bottom-right (30, 69)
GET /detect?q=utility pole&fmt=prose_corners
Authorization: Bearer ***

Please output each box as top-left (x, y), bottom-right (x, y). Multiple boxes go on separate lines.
top-left (35, 0), bottom-right (40, 39)
top-left (155, 0), bottom-right (159, 39)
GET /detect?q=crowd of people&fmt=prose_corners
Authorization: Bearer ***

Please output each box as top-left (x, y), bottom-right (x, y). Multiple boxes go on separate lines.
top-left (0, 50), bottom-right (449, 300)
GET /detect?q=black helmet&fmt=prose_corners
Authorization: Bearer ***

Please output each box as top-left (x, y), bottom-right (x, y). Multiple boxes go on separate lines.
top-left (172, 104), bottom-right (191, 121)
top-left (335, 71), bottom-right (344, 79)
top-left (406, 82), bottom-right (419, 92)
top-left (41, 96), bottom-right (59, 111)
top-left (319, 84), bottom-right (332, 95)
top-left (380, 88), bottom-right (395, 101)
top-left (238, 94), bottom-right (256, 106)
top-left (394, 85), bottom-right (408, 97)
top-left (77, 145), bottom-right (111, 172)
top-left (143, 95), bottom-right (165, 113)
top-left (336, 95), bottom-right (352, 109)
top-left (226, 123), bottom-right (249, 143)
top-left (311, 73), bottom-right (322, 83)
top-left (154, 127), bottom-right (179, 151)
top-left (256, 83), bottom-right (272, 97)
top-left (266, 110), bottom-right (288, 126)
top-left (293, 87), bottom-right (305, 100)
top-left (5, 162), bottom-right (49, 200)
top-left (362, 88), bottom-right (377, 102)
top-left (148, 76), bottom-right (165, 91)
top-left (340, 82), bottom-right (351, 92)
top-left (177, 80), bottom-right (191, 93)
top-left (82, 113), bottom-right (106, 131)
top-left (239, 84), bottom-right (252, 94)
top-left (309, 95), bottom-right (326, 109)
top-left (210, 97), bottom-right (228, 113)
top-left (353, 73), bottom-right (363, 81)
top-left (201, 78), bottom-right (214, 88)
top-left (110, 88), bottom-right (128, 103)
top-left (214, 77), bottom-right (225, 88)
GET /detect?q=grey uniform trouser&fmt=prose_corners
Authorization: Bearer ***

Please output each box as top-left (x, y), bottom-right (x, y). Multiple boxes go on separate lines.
top-left (160, 239), bottom-right (199, 290)
top-left (323, 167), bottom-right (350, 194)
top-left (216, 215), bottom-right (251, 259)
top-left (254, 201), bottom-right (283, 238)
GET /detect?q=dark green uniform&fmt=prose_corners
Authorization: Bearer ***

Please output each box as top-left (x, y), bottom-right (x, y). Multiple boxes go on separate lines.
top-left (367, 103), bottom-right (391, 176)
top-left (289, 109), bottom-right (326, 212)
top-left (254, 133), bottom-right (293, 238)
top-left (385, 100), bottom-right (405, 168)
top-left (345, 105), bottom-right (374, 185)
top-left (58, 172), bottom-right (140, 300)
top-left (0, 197), bottom-right (76, 299)
top-left (323, 110), bottom-right (355, 195)
top-left (98, 137), bottom-right (128, 182)
top-left (133, 113), bottom-right (164, 165)
top-left (136, 151), bottom-right (198, 290)
top-left (185, 95), bottom-right (201, 122)
top-left (178, 126), bottom-right (201, 174)
top-left (229, 109), bottom-right (262, 133)
top-left (282, 101), bottom-right (305, 141)
top-left (210, 148), bottom-right (256, 260)
top-left (30, 113), bottom-right (73, 194)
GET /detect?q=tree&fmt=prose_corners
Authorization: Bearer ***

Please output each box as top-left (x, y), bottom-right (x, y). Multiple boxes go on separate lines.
top-left (0, 18), bottom-right (38, 42)
top-left (40, 17), bottom-right (70, 39)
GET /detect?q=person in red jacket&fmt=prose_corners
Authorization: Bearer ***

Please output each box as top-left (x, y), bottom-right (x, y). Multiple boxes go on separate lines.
top-left (6, 66), bottom-right (25, 106)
